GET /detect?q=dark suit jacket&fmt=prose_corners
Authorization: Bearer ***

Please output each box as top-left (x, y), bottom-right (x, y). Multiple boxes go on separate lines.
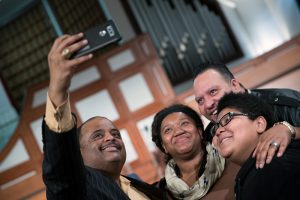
top-left (235, 140), bottom-right (300, 200)
top-left (42, 119), bottom-right (166, 200)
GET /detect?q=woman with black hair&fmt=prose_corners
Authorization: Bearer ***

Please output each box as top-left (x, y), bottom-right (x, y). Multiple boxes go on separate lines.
top-left (213, 93), bottom-right (300, 200)
top-left (151, 104), bottom-right (225, 199)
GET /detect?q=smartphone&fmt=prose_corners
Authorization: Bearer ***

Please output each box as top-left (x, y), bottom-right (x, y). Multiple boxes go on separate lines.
top-left (70, 20), bottom-right (122, 59)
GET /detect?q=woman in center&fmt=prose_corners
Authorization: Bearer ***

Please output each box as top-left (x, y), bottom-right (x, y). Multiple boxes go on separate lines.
top-left (151, 104), bottom-right (225, 199)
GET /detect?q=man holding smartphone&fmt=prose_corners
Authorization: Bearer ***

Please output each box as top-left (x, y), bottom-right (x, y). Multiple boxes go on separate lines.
top-left (43, 33), bottom-right (166, 200)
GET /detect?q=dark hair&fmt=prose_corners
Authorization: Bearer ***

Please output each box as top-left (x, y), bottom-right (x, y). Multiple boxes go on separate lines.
top-left (77, 116), bottom-right (106, 145)
top-left (151, 104), bottom-right (205, 154)
top-left (217, 93), bottom-right (275, 129)
top-left (192, 62), bottom-right (234, 83)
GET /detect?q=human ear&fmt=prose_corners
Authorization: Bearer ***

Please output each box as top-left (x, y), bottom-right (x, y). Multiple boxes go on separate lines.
top-left (162, 144), bottom-right (168, 154)
top-left (255, 116), bottom-right (267, 134)
top-left (197, 127), bottom-right (203, 139)
top-left (231, 79), bottom-right (244, 93)
top-left (212, 136), bottom-right (218, 148)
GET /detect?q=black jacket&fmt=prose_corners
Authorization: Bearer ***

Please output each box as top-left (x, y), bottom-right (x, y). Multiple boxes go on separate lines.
top-left (235, 140), bottom-right (300, 200)
top-left (42, 120), bottom-right (166, 200)
top-left (250, 88), bottom-right (300, 126)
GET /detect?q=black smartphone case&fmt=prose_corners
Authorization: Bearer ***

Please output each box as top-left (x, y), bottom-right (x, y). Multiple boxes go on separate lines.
top-left (70, 20), bottom-right (122, 59)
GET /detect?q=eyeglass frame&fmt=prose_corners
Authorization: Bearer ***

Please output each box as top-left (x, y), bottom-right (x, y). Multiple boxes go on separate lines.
top-left (211, 112), bottom-right (249, 137)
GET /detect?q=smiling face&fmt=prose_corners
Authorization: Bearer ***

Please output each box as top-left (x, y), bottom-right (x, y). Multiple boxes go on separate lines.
top-left (160, 112), bottom-right (203, 160)
top-left (193, 69), bottom-right (243, 123)
top-left (212, 108), bottom-right (263, 165)
top-left (79, 117), bottom-right (126, 172)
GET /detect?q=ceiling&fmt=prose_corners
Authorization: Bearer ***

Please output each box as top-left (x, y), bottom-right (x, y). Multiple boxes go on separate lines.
top-left (0, 0), bottom-right (37, 27)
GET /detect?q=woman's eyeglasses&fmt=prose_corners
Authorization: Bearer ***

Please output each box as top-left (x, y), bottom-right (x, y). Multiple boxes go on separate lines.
top-left (211, 112), bottom-right (249, 137)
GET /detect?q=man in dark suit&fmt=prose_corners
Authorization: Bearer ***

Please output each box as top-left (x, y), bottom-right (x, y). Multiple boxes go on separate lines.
top-left (42, 33), bottom-right (166, 200)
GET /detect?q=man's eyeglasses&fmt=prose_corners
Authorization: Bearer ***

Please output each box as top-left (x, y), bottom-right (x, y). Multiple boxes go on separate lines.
top-left (211, 112), bottom-right (249, 137)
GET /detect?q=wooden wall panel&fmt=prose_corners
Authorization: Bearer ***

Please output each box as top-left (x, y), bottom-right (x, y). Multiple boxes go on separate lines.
top-left (232, 36), bottom-right (300, 89)
top-left (259, 67), bottom-right (300, 91)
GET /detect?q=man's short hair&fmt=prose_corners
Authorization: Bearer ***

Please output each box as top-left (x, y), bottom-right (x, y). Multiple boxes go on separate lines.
top-left (192, 62), bottom-right (234, 82)
top-left (77, 116), bottom-right (107, 145)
